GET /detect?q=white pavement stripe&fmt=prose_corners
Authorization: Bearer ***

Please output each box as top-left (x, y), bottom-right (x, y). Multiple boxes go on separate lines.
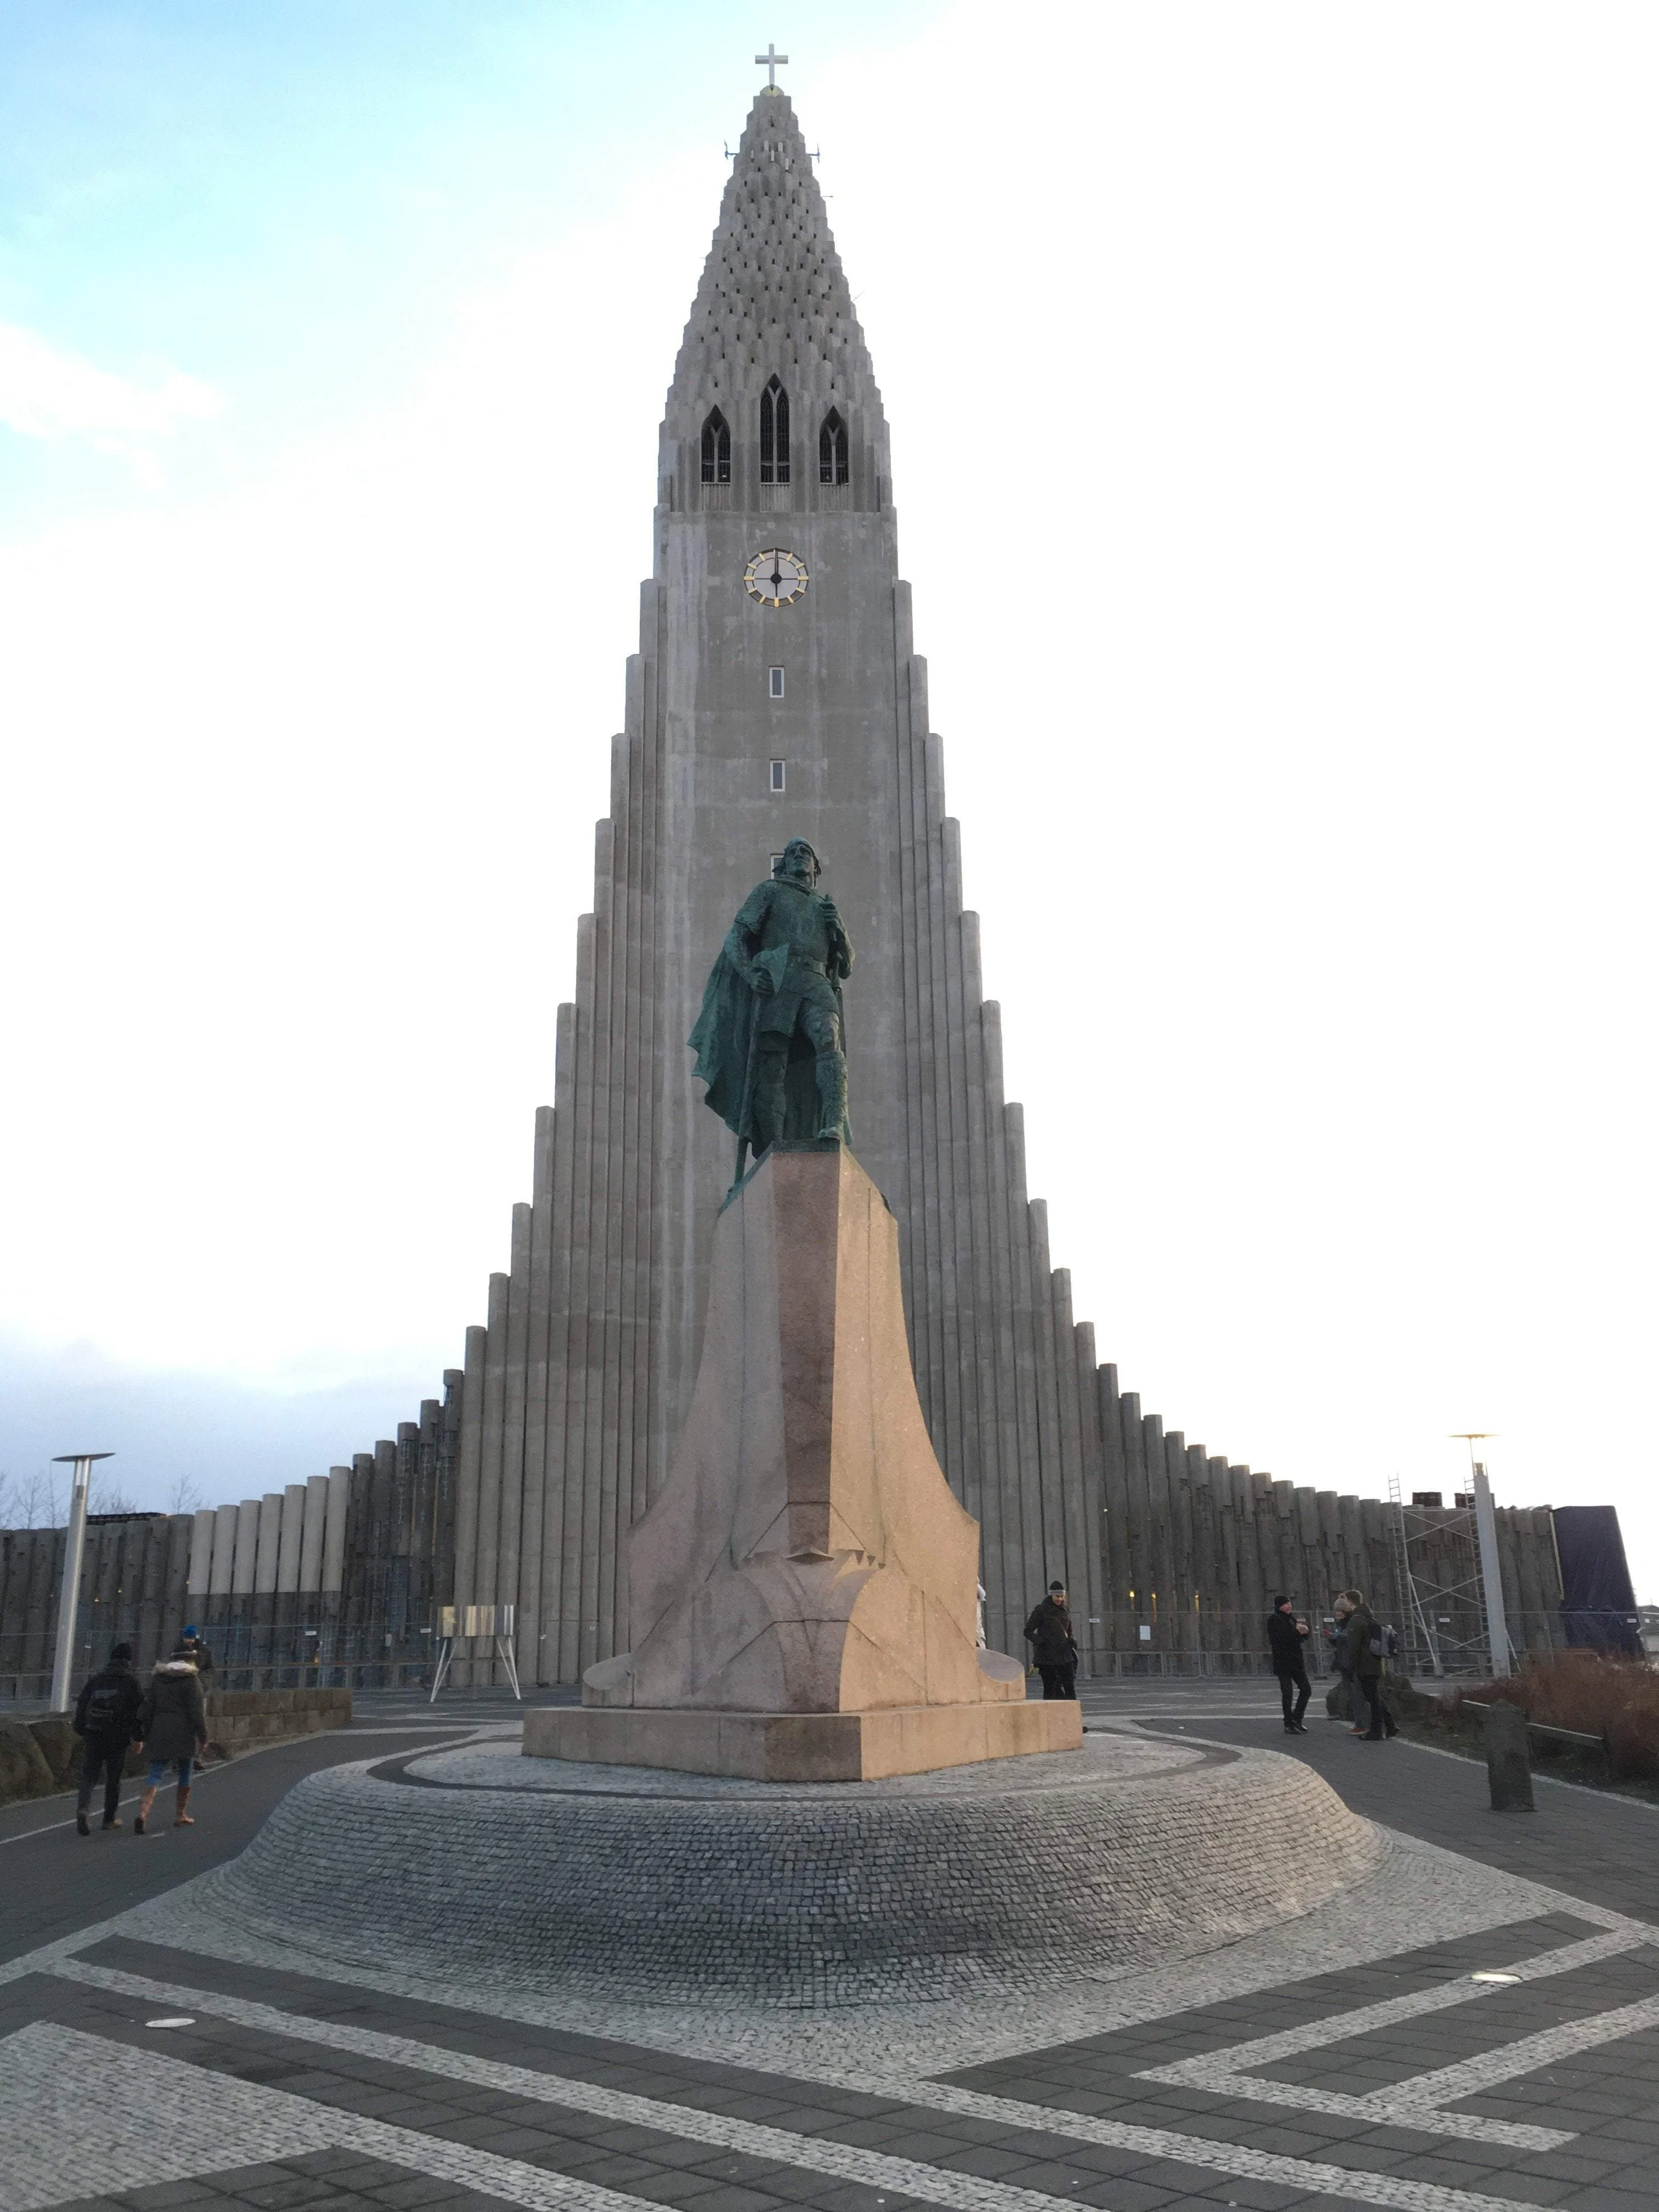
top-left (1386, 1984), bottom-right (1659, 2121)
top-left (1133, 1926), bottom-right (1654, 2149)
top-left (54, 1959), bottom-right (1556, 2212)
top-left (1124, 2067), bottom-right (1571, 2152)
top-left (1135, 1927), bottom-right (1644, 2070)
top-left (0, 2022), bottom-right (657, 2212)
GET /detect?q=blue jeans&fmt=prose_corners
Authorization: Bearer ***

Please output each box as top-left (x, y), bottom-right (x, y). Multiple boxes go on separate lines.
top-left (145, 1755), bottom-right (194, 1787)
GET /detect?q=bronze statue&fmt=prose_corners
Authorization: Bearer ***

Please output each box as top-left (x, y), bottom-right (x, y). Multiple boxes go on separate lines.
top-left (689, 836), bottom-right (854, 1183)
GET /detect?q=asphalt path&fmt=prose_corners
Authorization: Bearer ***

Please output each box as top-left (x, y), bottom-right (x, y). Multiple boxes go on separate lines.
top-left (0, 1696), bottom-right (544, 1965)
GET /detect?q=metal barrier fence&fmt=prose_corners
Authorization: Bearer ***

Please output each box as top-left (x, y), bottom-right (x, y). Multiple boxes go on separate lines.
top-left (4, 1606), bottom-right (1590, 1705)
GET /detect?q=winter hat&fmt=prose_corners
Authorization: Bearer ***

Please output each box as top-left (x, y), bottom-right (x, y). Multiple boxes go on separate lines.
top-left (183, 1623), bottom-right (199, 1639)
top-left (108, 1643), bottom-right (133, 1666)
top-left (1273, 1595), bottom-right (1290, 1609)
top-left (1048, 1580), bottom-right (1065, 1593)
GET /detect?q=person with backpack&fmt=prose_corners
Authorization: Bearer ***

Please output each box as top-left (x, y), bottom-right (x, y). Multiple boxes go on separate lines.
top-left (133, 1644), bottom-right (208, 1833)
top-left (1340, 1589), bottom-right (1398, 1740)
top-left (1023, 1581), bottom-right (1079, 1699)
top-left (71, 1642), bottom-right (144, 1835)
top-left (1266, 1597), bottom-right (1312, 1733)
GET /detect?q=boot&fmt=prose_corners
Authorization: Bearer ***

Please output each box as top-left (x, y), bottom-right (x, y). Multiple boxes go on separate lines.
top-left (103, 1814), bottom-right (122, 1830)
top-left (173, 1785), bottom-right (194, 1827)
top-left (134, 1786), bottom-right (157, 1836)
top-left (814, 1051), bottom-right (847, 1143)
top-left (75, 1809), bottom-right (91, 1837)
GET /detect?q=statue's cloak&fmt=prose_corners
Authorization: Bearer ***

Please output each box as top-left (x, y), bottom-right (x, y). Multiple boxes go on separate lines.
top-left (688, 941), bottom-right (761, 1141)
top-left (690, 933), bottom-right (849, 1149)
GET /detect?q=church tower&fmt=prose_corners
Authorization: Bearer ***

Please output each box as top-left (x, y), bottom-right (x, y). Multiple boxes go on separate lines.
top-left (159, 81), bottom-right (1567, 1688)
top-left (438, 82), bottom-right (1119, 1675)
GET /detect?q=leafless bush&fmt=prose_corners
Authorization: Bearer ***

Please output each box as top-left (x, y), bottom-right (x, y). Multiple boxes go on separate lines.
top-left (1423, 1651), bottom-right (1659, 1784)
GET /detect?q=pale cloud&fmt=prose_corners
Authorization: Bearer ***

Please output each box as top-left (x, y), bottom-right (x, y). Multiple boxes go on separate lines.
top-left (0, 319), bottom-right (220, 470)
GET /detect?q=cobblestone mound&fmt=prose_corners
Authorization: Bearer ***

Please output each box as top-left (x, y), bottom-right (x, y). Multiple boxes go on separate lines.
top-left (206, 1733), bottom-right (1379, 2008)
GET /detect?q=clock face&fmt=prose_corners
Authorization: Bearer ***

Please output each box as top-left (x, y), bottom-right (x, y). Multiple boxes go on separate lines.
top-left (743, 548), bottom-right (809, 607)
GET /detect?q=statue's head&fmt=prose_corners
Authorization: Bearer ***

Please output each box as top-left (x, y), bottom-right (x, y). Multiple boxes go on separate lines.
top-left (775, 837), bottom-right (821, 886)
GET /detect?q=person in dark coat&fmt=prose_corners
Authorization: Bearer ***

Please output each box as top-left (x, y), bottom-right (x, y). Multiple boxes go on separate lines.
top-left (1340, 1590), bottom-right (1397, 1741)
top-left (179, 1624), bottom-right (213, 1681)
top-left (134, 1645), bottom-right (208, 1833)
top-left (1266, 1598), bottom-right (1311, 1734)
top-left (1023, 1581), bottom-right (1078, 1700)
top-left (71, 1642), bottom-right (143, 1835)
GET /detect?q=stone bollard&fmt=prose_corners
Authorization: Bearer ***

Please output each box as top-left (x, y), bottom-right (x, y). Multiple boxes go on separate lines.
top-left (1483, 1701), bottom-right (1534, 1813)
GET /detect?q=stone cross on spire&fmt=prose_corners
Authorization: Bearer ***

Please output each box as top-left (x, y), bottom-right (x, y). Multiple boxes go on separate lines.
top-left (754, 44), bottom-right (788, 90)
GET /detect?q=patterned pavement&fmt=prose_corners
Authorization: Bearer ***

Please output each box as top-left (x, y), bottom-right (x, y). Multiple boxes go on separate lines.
top-left (3, 1689), bottom-right (1658, 2212)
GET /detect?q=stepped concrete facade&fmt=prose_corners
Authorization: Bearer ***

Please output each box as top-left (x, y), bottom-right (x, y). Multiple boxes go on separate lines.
top-left (2, 86), bottom-right (1578, 1693)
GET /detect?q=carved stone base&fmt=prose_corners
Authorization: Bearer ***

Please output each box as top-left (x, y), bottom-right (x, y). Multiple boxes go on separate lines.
top-left (524, 1697), bottom-right (1083, 1782)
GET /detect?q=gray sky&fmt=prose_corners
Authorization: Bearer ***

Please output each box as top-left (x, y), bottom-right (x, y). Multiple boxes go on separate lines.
top-left (2, 1), bottom-right (1655, 1593)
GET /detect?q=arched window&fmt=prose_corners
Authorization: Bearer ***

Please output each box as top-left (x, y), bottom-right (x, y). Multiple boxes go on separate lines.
top-left (819, 408), bottom-right (848, 487)
top-left (760, 376), bottom-right (790, 485)
top-left (700, 407), bottom-right (730, 486)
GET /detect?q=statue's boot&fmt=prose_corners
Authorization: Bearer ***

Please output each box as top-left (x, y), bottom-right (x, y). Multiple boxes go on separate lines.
top-left (814, 1051), bottom-right (847, 1143)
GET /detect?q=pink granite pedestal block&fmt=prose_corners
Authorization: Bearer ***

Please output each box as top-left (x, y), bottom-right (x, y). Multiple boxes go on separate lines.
top-left (525, 1696), bottom-right (1082, 1782)
top-left (525, 1147), bottom-right (1077, 1782)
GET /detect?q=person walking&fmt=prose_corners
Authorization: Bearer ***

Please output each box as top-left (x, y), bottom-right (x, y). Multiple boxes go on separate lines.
top-left (133, 1643), bottom-right (208, 1833)
top-left (71, 1642), bottom-right (144, 1835)
top-left (178, 1624), bottom-right (213, 1682)
top-left (1340, 1589), bottom-right (1397, 1740)
top-left (1024, 1581), bottom-right (1079, 1700)
top-left (1266, 1598), bottom-right (1311, 1734)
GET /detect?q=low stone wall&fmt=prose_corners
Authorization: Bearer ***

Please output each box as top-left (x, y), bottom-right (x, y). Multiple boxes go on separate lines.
top-left (0, 1687), bottom-right (351, 1804)
top-left (204, 1686), bottom-right (352, 1754)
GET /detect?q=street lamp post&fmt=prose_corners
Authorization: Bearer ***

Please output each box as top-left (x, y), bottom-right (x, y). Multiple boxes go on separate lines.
top-left (48, 1452), bottom-right (114, 1713)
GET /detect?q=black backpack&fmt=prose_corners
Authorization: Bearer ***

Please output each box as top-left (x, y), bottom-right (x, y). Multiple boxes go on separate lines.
top-left (81, 1675), bottom-right (130, 1736)
top-left (1369, 1622), bottom-right (1401, 1661)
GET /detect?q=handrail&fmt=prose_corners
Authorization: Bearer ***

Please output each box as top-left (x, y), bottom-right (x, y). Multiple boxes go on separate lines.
top-left (1462, 1699), bottom-right (1607, 1749)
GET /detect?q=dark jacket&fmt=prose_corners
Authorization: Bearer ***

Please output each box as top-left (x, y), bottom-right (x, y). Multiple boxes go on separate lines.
top-left (74, 1661), bottom-right (143, 1745)
top-left (1342, 1606), bottom-right (1383, 1681)
top-left (183, 1638), bottom-right (213, 1679)
top-left (1266, 1609), bottom-right (1308, 1676)
top-left (1023, 1596), bottom-right (1076, 1666)
top-left (137, 1658), bottom-right (207, 1761)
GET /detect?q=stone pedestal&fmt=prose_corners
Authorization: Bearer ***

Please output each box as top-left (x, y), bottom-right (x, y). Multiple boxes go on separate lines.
top-left (526, 1146), bottom-right (1073, 1781)
top-left (526, 1697), bottom-right (1080, 1782)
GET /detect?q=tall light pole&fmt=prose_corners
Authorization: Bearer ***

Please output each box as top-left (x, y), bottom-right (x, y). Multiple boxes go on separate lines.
top-left (48, 1452), bottom-right (114, 1713)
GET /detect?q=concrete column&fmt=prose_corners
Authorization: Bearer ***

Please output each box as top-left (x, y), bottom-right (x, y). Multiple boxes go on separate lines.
top-left (320, 1467), bottom-right (351, 1593)
top-left (451, 1322), bottom-right (489, 1613)
top-left (1166, 1433), bottom-right (1197, 1657)
top-left (1142, 1414), bottom-right (1170, 1653)
top-left (538, 1009), bottom-right (579, 1683)
top-left (187, 1508), bottom-right (216, 1597)
top-left (298, 1474), bottom-right (329, 1592)
top-left (254, 1495), bottom-right (283, 1595)
top-left (475, 1271), bottom-right (512, 1675)
top-left (275, 1483), bottom-right (306, 1593)
top-left (231, 1500), bottom-right (260, 1595)
top-left (559, 911), bottom-right (598, 1683)
top-left (210, 1503), bottom-right (236, 1598)
top-left (518, 1104), bottom-right (557, 1678)
top-left (1097, 1364), bottom-right (1131, 1662)
top-left (1188, 1445), bottom-right (1216, 1663)
top-left (1119, 1392), bottom-right (1150, 1652)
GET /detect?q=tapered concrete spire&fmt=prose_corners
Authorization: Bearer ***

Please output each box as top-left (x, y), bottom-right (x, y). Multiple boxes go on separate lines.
top-left (662, 92), bottom-right (888, 512)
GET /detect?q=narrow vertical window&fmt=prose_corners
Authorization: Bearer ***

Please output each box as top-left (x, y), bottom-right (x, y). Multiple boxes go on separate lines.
top-left (768, 666), bottom-right (785, 699)
top-left (770, 760), bottom-right (786, 793)
top-left (819, 408), bottom-right (848, 486)
top-left (760, 376), bottom-right (790, 484)
top-left (700, 407), bottom-right (730, 485)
